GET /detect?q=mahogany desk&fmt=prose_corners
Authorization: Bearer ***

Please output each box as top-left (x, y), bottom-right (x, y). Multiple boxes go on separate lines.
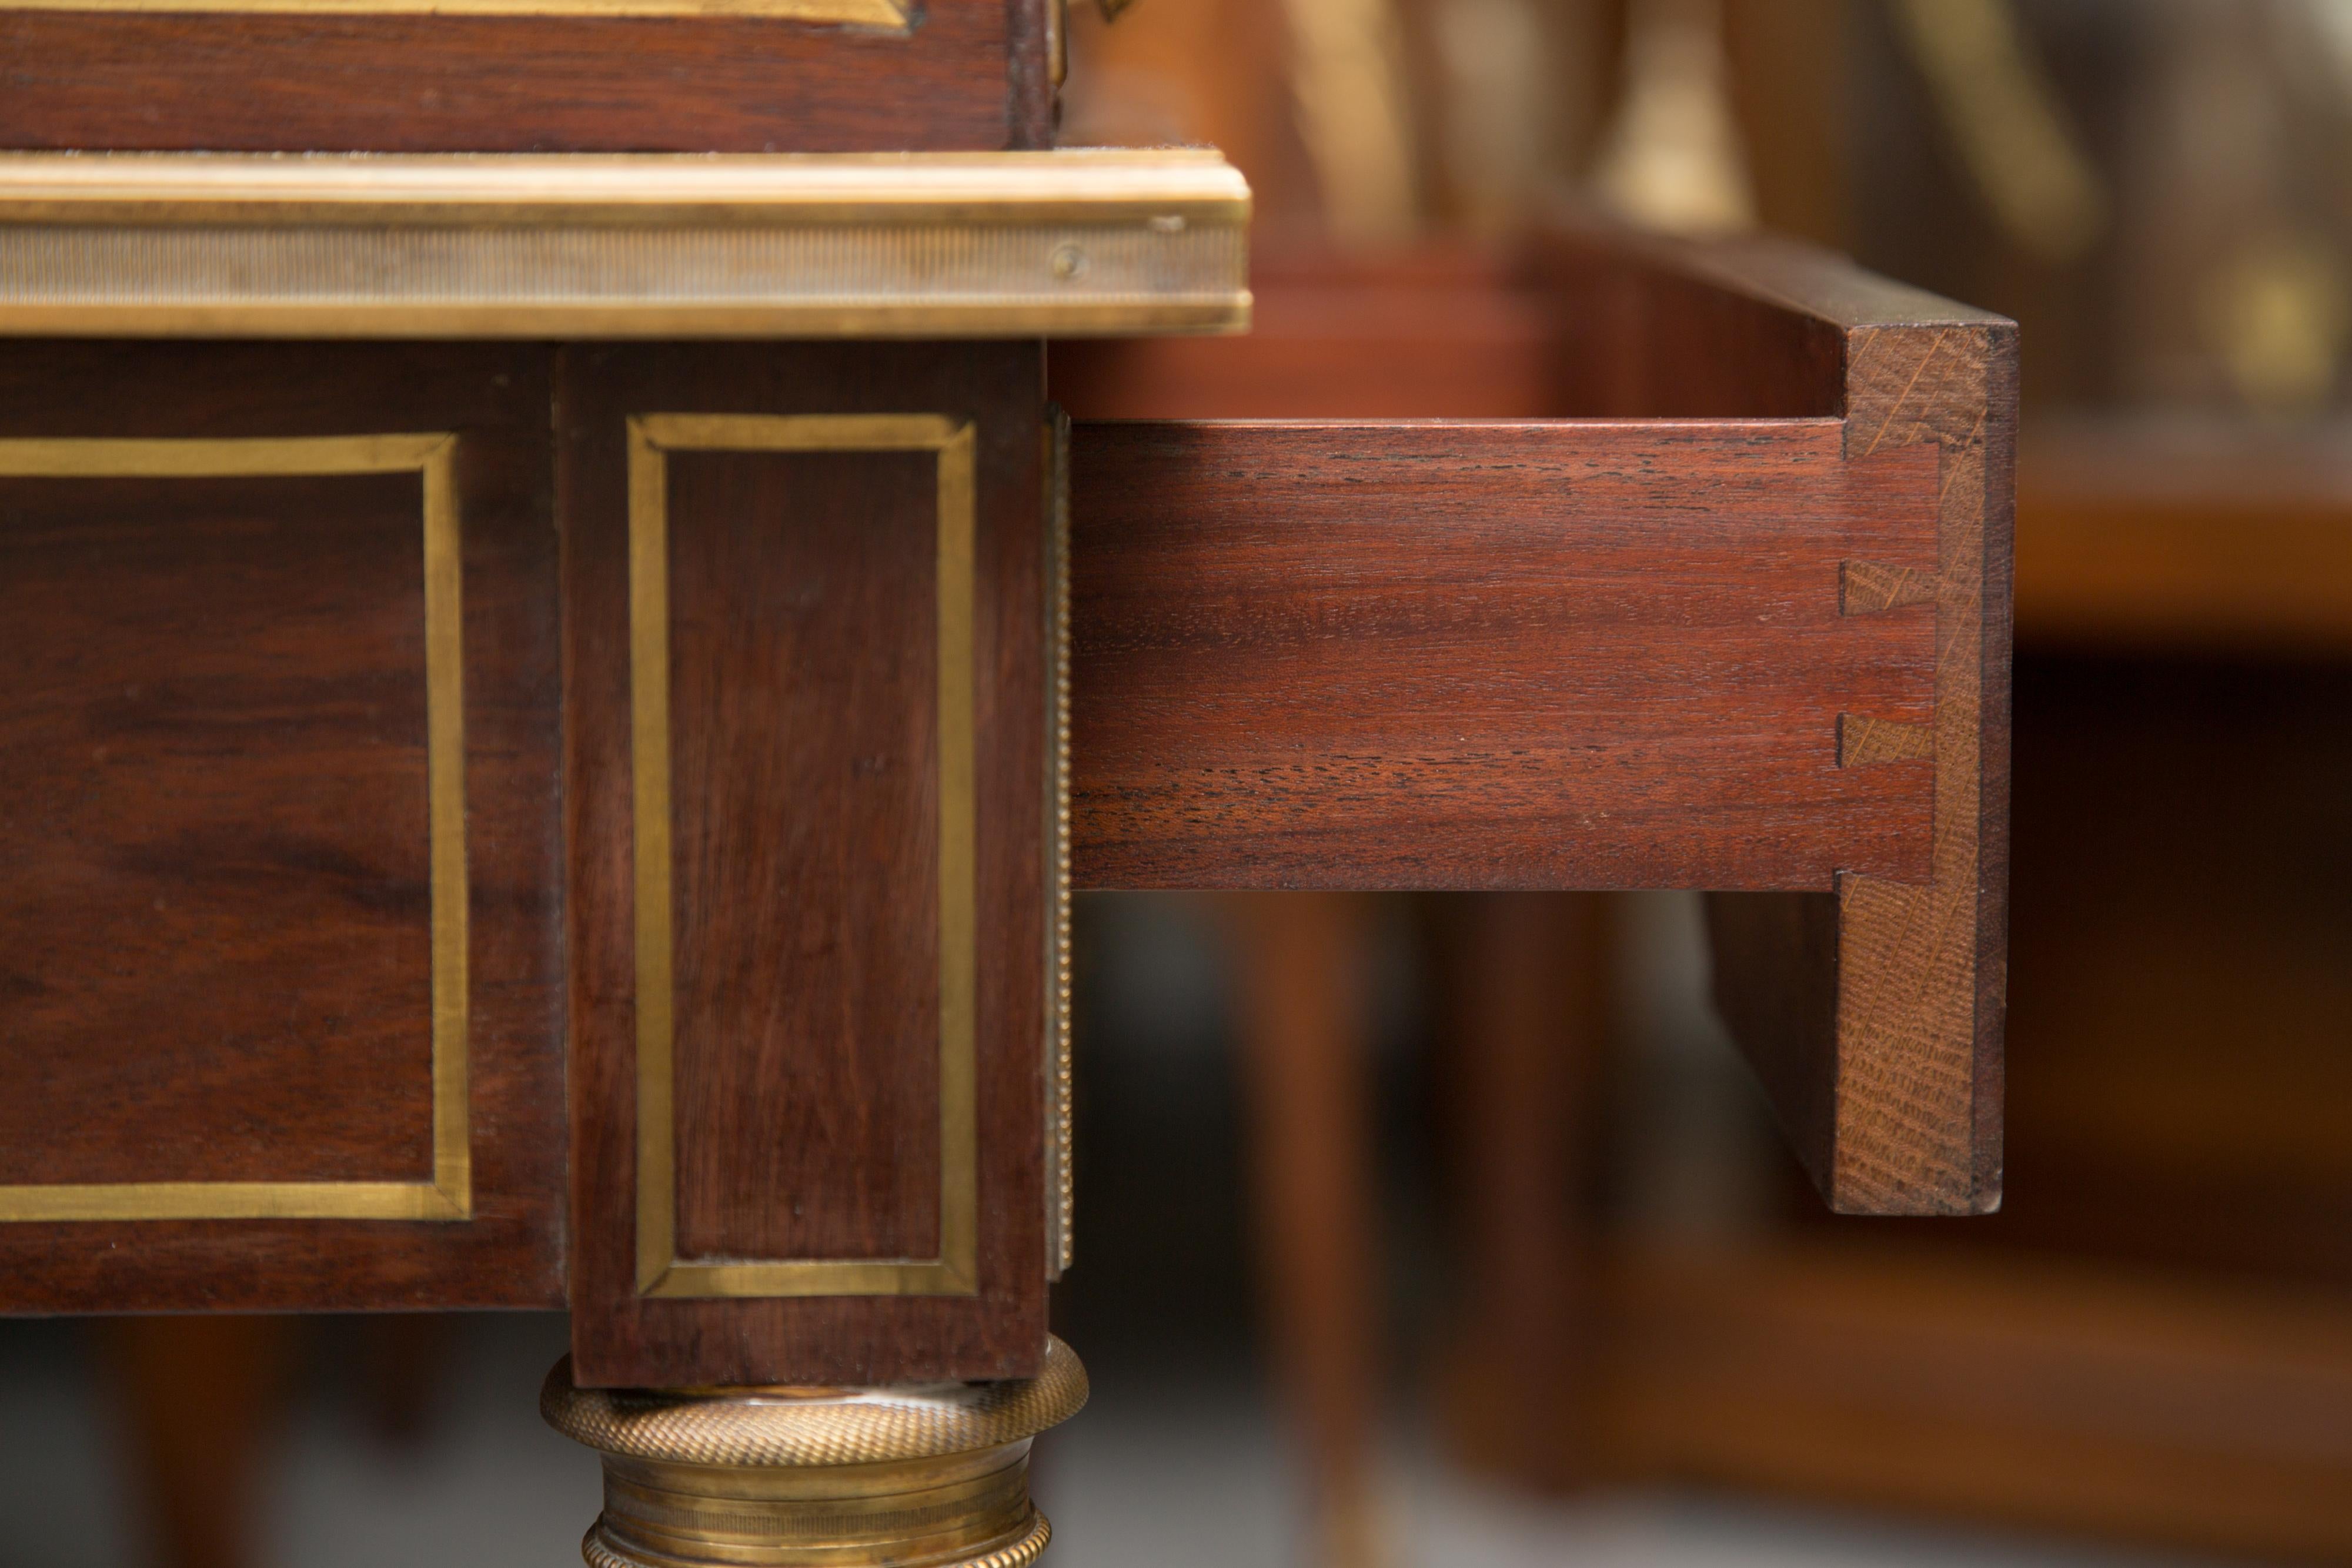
top-left (0, 9), bottom-right (2010, 1564)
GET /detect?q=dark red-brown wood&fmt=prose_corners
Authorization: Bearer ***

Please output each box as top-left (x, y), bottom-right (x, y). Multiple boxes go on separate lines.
top-left (0, 342), bottom-right (564, 1311)
top-left (0, 2), bottom-right (1024, 153)
top-left (667, 447), bottom-right (946, 1267)
top-left (3, 466), bottom-right (435, 1189)
top-left (1070, 418), bottom-right (1939, 891)
top-left (1547, 222), bottom-right (2013, 1215)
top-left (562, 342), bottom-right (1049, 1388)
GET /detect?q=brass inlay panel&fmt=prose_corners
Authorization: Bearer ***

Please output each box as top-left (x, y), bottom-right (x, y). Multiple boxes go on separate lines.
top-left (629, 413), bottom-right (978, 1299)
top-left (0, 433), bottom-right (470, 1224)
top-left (0, 151), bottom-right (1253, 341)
top-left (0, 0), bottom-right (907, 18)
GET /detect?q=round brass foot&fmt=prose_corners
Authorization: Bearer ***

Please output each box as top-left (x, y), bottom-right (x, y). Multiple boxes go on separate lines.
top-left (542, 1338), bottom-right (1087, 1568)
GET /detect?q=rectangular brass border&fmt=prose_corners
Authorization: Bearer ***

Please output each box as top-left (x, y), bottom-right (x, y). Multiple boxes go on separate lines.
top-left (0, 433), bottom-right (470, 1224)
top-left (0, 0), bottom-right (907, 20)
top-left (629, 412), bottom-right (979, 1299)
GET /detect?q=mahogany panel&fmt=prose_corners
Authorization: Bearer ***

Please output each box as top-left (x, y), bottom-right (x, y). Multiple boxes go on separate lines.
top-left (0, 342), bottom-right (564, 1312)
top-left (1070, 419), bottom-right (1939, 892)
top-left (563, 342), bottom-right (1048, 1388)
top-left (0, 3), bottom-right (1017, 153)
top-left (668, 448), bottom-right (943, 1264)
top-left (0, 468), bottom-right (435, 1189)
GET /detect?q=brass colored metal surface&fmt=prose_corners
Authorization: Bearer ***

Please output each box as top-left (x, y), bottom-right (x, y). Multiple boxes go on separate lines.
top-left (0, 152), bottom-right (1252, 340)
top-left (629, 414), bottom-right (978, 1301)
top-left (1042, 409), bottom-right (1074, 1281)
top-left (543, 1341), bottom-right (1085, 1568)
top-left (0, 0), bottom-right (906, 15)
top-left (0, 433), bottom-right (470, 1225)
top-left (581, 1488), bottom-right (1048, 1568)
top-left (543, 1336), bottom-right (1087, 1467)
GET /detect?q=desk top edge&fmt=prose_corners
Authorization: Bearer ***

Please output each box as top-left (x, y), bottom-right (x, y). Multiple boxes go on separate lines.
top-left (0, 148), bottom-right (1252, 225)
top-left (0, 150), bottom-right (1253, 340)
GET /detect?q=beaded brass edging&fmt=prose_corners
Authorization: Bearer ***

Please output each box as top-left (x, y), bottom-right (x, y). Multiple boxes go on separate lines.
top-left (1043, 406), bottom-right (1075, 1281)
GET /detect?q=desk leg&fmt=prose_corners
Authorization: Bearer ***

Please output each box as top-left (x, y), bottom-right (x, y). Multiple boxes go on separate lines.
top-left (541, 1339), bottom-right (1087, 1568)
top-left (552, 345), bottom-right (1070, 1562)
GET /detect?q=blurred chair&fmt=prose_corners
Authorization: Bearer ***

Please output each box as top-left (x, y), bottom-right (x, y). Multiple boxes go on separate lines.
top-left (1522, 421), bottom-right (2352, 1564)
top-left (100, 1317), bottom-right (292, 1568)
top-left (98, 1314), bottom-right (455, 1568)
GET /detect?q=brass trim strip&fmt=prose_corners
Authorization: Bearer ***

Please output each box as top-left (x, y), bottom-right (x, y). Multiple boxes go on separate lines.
top-left (0, 432), bottom-right (470, 1225)
top-left (1042, 407), bottom-right (1074, 1281)
top-left (629, 413), bottom-right (980, 1300)
top-left (0, 150), bottom-right (1249, 223)
top-left (0, 0), bottom-right (907, 15)
top-left (0, 152), bottom-right (1252, 341)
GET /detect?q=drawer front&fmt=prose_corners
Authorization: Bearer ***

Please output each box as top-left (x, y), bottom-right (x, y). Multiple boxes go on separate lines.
top-left (0, 342), bottom-right (564, 1311)
top-left (0, 0), bottom-right (1047, 153)
top-left (0, 338), bottom-right (1057, 1382)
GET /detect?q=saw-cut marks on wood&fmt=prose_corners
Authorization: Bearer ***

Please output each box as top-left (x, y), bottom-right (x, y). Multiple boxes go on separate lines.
top-left (1839, 713), bottom-right (1936, 768)
top-left (1840, 558), bottom-right (1937, 615)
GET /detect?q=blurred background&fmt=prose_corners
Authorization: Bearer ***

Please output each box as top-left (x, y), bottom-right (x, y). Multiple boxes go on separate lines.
top-left (8, 2), bottom-right (2350, 1564)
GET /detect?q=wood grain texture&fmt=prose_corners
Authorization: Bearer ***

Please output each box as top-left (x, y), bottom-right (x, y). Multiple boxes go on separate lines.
top-left (0, 342), bottom-right (563, 1312)
top-left (1050, 250), bottom-right (1571, 420)
top-left (0, 4), bottom-right (1018, 153)
top-left (1005, 0), bottom-right (1056, 151)
top-left (665, 447), bottom-right (946, 1266)
top-left (1541, 227), bottom-right (1847, 421)
top-left (563, 343), bottom-right (1047, 1388)
top-left (1834, 316), bottom-right (2013, 1216)
top-left (0, 467), bottom-right (435, 1190)
top-left (1546, 220), bottom-right (2017, 1215)
top-left (1842, 559), bottom-right (1936, 614)
top-left (1070, 419), bottom-right (1938, 891)
top-left (1838, 714), bottom-right (1934, 767)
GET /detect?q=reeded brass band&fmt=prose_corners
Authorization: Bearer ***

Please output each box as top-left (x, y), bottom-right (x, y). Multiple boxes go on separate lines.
top-left (542, 1338), bottom-right (1088, 1467)
top-left (543, 1340), bottom-right (1087, 1568)
top-left (600, 1446), bottom-right (1033, 1562)
top-left (0, 152), bottom-right (1252, 339)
